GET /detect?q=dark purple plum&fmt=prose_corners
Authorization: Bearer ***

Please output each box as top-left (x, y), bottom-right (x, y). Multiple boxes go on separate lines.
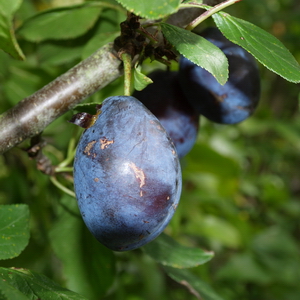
top-left (73, 96), bottom-right (182, 251)
top-left (179, 27), bottom-right (261, 124)
top-left (133, 70), bottom-right (200, 158)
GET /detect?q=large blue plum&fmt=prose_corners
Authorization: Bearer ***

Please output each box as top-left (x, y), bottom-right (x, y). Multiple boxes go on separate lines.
top-left (73, 96), bottom-right (182, 251)
top-left (179, 27), bottom-right (261, 124)
top-left (133, 70), bottom-right (200, 158)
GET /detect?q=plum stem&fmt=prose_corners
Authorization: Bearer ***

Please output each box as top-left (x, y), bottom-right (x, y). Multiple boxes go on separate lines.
top-left (50, 176), bottom-right (76, 198)
top-left (184, 0), bottom-right (243, 31)
top-left (121, 52), bottom-right (132, 96)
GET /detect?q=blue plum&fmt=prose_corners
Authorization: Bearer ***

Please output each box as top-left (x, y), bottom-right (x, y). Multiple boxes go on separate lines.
top-left (73, 96), bottom-right (182, 251)
top-left (179, 27), bottom-right (261, 124)
top-left (133, 70), bottom-right (200, 158)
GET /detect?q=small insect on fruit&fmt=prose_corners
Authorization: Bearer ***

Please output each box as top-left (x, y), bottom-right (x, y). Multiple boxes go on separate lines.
top-left (73, 96), bottom-right (182, 251)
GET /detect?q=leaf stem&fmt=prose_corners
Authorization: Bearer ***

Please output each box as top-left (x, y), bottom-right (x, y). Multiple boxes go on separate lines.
top-left (121, 53), bottom-right (132, 96)
top-left (185, 0), bottom-right (243, 31)
top-left (56, 136), bottom-right (77, 169)
top-left (50, 176), bottom-right (76, 198)
top-left (136, 28), bottom-right (158, 45)
top-left (55, 166), bottom-right (74, 173)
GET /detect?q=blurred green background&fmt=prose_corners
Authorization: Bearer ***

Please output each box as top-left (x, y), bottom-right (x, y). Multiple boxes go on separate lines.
top-left (0, 0), bottom-right (300, 299)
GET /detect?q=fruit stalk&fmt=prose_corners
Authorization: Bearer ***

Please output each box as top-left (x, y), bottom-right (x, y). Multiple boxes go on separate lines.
top-left (185, 0), bottom-right (243, 31)
top-left (121, 53), bottom-right (132, 96)
top-left (0, 43), bottom-right (122, 154)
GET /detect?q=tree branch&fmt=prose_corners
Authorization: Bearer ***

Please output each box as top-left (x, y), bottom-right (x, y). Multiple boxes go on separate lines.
top-left (0, 43), bottom-right (122, 154)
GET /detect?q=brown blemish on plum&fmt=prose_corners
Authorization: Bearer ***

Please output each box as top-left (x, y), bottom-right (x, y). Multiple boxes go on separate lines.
top-left (211, 91), bottom-right (228, 103)
top-left (84, 140), bottom-right (96, 156)
top-left (100, 137), bottom-right (114, 149)
top-left (129, 162), bottom-right (145, 196)
top-left (94, 178), bottom-right (99, 182)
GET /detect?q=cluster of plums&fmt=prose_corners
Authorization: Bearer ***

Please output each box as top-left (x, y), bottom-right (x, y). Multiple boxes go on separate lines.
top-left (73, 27), bottom-right (260, 251)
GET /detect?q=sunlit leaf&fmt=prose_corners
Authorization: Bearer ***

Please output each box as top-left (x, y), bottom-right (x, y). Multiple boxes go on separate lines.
top-left (213, 12), bottom-right (300, 83)
top-left (133, 64), bottom-right (153, 91)
top-left (161, 23), bottom-right (228, 85)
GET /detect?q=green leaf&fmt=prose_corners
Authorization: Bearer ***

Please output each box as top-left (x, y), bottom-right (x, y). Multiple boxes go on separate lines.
top-left (184, 143), bottom-right (240, 178)
top-left (37, 42), bottom-right (83, 66)
top-left (143, 233), bottom-right (213, 268)
top-left (133, 64), bottom-right (153, 91)
top-left (0, 278), bottom-right (29, 300)
top-left (82, 31), bottom-right (119, 59)
top-left (212, 12), bottom-right (300, 83)
top-left (49, 195), bottom-right (115, 299)
top-left (0, 204), bottom-right (30, 260)
top-left (0, 0), bottom-right (25, 60)
top-left (182, 0), bottom-right (203, 3)
top-left (82, 7), bottom-right (122, 59)
top-left (187, 215), bottom-right (241, 248)
top-left (164, 267), bottom-right (225, 300)
top-left (216, 252), bottom-right (271, 284)
top-left (0, 267), bottom-right (88, 300)
top-left (161, 23), bottom-right (228, 85)
top-left (115, 0), bottom-right (181, 19)
top-left (17, 4), bottom-right (103, 42)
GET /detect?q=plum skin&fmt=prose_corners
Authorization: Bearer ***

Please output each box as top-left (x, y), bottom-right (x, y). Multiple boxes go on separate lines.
top-left (179, 27), bottom-right (261, 124)
top-left (133, 70), bottom-right (199, 158)
top-left (73, 96), bottom-right (182, 251)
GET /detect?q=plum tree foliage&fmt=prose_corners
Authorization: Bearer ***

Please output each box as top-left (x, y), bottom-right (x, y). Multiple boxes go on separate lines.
top-left (0, 0), bottom-right (300, 299)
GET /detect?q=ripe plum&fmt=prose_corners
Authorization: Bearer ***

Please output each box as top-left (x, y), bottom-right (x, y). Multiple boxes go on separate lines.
top-left (133, 70), bottom-right (199, 158)
top-left (73, 96), bottom-right (182, 251)
top-left (179, 27), bottom-right (260, 124)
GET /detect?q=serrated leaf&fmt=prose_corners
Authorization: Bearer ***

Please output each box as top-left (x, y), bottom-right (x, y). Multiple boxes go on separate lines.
top-left (17, 4), bottom-right (103, 42)
top-left (212, 12), bottom-right (300, 83)
top-left (161, 23), bottom-right (228, 85)
top-left (115, 0), bottom-right (181, 19)
top-left (133, 64), bottom-right (153, 91)
top-left (143, 233), bottom-right (213, 268)
top-left (0, 0), bottom-right (25, 60)
top-left (164, 267), bottom-right (225, 300)
top-left (0, 204), bottom-right (30, 260)
top-left (0, 267), bottom-right (88, 300)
